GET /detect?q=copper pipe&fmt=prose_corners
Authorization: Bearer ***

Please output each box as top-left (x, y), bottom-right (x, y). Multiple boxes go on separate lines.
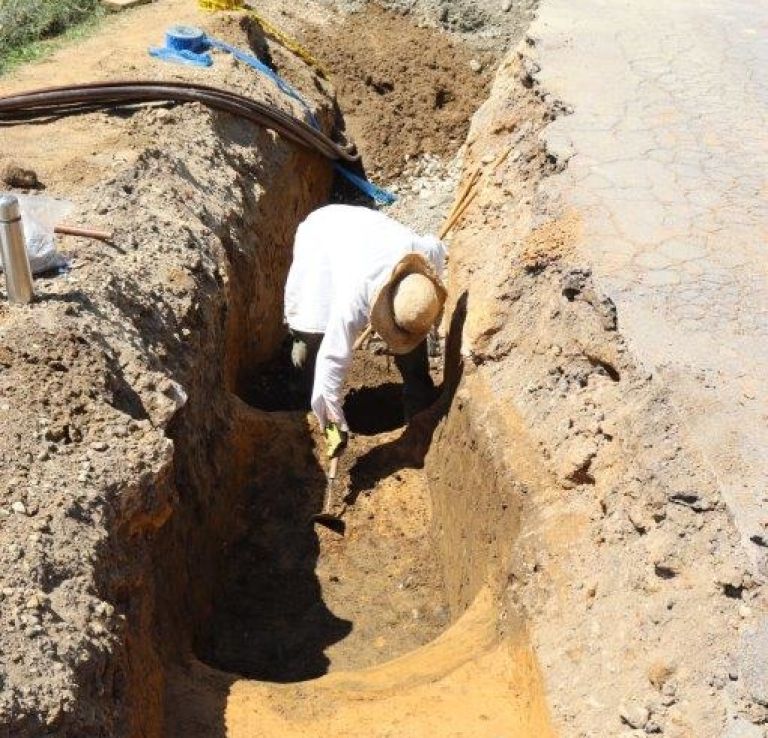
top-left (54, 225), bottom-right (113, 241)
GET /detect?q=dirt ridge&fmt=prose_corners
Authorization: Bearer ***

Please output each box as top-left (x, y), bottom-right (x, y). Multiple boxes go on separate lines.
top-left (434, 47), bottom-right (767, 736)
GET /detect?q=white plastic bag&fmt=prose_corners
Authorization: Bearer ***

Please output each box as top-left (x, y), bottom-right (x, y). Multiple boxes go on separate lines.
top-left (0, 192), bottom-right (73, 274)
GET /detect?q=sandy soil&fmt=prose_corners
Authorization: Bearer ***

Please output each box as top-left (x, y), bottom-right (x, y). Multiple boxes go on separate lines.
top-left (298, 4), bottom-right (493, 180)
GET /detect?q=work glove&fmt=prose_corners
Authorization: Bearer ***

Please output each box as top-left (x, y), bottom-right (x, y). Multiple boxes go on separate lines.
top-left (325, 422), bottom-right (348, 459)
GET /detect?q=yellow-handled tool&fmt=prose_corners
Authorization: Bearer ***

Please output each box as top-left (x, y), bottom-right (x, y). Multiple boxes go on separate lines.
top-left (311, 455), bottom-right (345, 534)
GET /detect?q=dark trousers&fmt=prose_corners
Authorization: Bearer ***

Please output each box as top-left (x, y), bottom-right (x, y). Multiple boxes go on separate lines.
top-left (290, 331), bottom-right (436, 421)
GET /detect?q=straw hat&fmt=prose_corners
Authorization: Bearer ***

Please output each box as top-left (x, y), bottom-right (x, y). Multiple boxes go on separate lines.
top-left (370, 253), bottom-right (447, 355)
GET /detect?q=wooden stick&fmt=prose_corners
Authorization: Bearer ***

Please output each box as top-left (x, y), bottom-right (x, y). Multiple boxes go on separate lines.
top-left (438, 146), bottom-right (513, 239)
top-left (353, 324), bottom-right (373, 351)
top-left (491, 145), bottom-right (513, 172)
top-left (440, 169), bottom-right (480, 239)
top-left (54, 225), bottom-right (113, 241)
top-left (441, 187), bottom-right (479, 238)
top-left (449, 167), bottom-right (481, 213)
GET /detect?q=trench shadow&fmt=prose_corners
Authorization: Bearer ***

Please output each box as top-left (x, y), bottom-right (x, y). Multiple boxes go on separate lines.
top-left (345, 382), bottom-right (404, 435)
top-left (345, 291), bottom-right (468, 502)
top-left (196, 413), bottom-right (352, 685)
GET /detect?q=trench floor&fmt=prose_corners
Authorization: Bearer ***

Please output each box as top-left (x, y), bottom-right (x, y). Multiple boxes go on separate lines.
top-left (199, 347), bottom-right (450, 678)
top-left (196, 434), bottom-right (451, 680)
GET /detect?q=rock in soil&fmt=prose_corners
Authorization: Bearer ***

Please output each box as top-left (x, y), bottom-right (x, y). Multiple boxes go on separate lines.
top-left (1, 162), bottom-right (42, 189)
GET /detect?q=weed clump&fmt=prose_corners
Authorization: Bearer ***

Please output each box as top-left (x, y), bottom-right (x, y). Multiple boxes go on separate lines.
top-left (0, 0), bottom-right (103, 72)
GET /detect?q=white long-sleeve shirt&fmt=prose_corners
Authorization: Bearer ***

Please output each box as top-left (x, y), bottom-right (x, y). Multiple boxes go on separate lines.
top-left (284, 205), bottom-right (446, 430)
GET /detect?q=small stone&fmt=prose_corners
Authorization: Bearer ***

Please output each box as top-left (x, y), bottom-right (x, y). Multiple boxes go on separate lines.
top-left (709, 674), bottom-right (727, 689)
top-left (723, 717), bottom-right (764, 738)
top-left (90, 441), bottom-right (108, 452)
top-left (398, 576), bottom-right (414, 590)
top-left (92, 601), bottom-right (114, 619)
top-left (661, 680), bottom-right (677, 697)
top-left (648, 661), bottom-right (676, 689)
top-left (1, 162), bottom-right (41, 189)
top-left (619, 701), bottom-right (649, 729)
top-left (11, 501), bottom-right (27, 515)
top-left (469, 59), bottom-right (482, 73)
top-left (432, 604), bottom-right (450, 623)
top-left (501, 0), bottom-right (513, 9)
top-left (89, 621), bottom-right (107, 636)
top-left (740, 617), bottom-right (768, 705)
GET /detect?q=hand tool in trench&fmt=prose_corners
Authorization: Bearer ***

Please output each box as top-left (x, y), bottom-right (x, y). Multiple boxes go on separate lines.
top-left (310, 455), bottom-right (346, 534)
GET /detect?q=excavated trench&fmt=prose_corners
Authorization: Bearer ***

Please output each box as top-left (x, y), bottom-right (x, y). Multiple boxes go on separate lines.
top-left (161, 271), bottom-right (551, 737)
top-left (115, 6), bottom-right (554, 737)
top-left (1, 3), bottom-right (757, 736)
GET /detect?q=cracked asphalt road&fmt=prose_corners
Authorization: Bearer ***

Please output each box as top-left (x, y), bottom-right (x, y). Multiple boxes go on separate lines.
top-left (531, 0), bottom-right (768, 573)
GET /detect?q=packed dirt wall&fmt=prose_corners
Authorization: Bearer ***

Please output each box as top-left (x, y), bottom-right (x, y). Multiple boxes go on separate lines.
top-left (432, 46), bottom-right (768, 736)
top-left (0, 8), bottom-right (335, 735)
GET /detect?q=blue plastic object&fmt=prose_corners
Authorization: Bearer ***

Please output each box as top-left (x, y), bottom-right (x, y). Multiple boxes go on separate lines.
top-left (206, 38), bottom-right (320, 128)
top-left (148, 46), bottom-right (213, 67)
top-left (334, 165), bottom-right (396, 205)
top-left (165, 25), bottom-right (208, 53)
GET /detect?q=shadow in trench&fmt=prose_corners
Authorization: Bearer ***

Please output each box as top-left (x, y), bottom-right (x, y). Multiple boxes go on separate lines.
top-left (195, 427), bottom-right (352, 683)
top-left (242, 340), bottom-right (407, 436)
top-left (344, 382), bottom-right (404, 435)
top-left (346, 291), bottom-right (468, 501)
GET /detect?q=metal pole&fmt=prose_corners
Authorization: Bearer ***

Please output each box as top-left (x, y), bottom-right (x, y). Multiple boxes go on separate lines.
top-left (0, 195), bottom-right (34, 304)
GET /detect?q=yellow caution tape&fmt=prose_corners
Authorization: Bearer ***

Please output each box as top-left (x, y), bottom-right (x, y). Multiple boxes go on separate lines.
top-left (198, 0), bottom-right (244, 9)
top-left (196, 0), bottom-right (329, 78)
top-left (247, 10), bottom-right (329, 78)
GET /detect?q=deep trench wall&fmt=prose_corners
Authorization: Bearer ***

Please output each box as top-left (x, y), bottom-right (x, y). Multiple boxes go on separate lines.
top-left (116, 135), bottom-right (333, 736)
top-left (0, 97), bottom-right (333, 738)
top-left (427, 47), bottom-right (763, 736)
top-left (426, 377), bottom-right (542, 616)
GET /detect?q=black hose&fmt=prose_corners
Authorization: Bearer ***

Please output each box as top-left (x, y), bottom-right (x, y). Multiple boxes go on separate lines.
top-left (0, 80), bottom-right (359, 163)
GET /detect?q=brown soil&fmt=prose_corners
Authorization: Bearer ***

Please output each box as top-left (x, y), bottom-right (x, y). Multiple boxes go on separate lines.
top-left (2, 0), bottom-right (762, 737)
top-left (0, 3), bottom-right (551, 736)
top-left (298, 5), bottom-right (494, 180)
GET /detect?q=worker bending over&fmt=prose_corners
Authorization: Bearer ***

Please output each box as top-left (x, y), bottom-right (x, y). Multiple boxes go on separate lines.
top-left (284, 204), bottom-right (447, 458)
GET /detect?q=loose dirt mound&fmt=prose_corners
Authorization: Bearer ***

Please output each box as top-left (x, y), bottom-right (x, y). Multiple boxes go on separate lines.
top-left (299, 5), bottom-right (493, 179)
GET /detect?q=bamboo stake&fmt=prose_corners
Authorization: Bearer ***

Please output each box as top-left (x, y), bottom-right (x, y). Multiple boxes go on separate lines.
top-left (353, 324), bottom-right (373, 351)
top-left (441, 187), bottom-right (479, 237)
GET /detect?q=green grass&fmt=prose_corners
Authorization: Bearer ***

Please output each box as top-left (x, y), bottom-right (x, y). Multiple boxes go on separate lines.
top-left (0, 0), bottom-right (106, 75)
